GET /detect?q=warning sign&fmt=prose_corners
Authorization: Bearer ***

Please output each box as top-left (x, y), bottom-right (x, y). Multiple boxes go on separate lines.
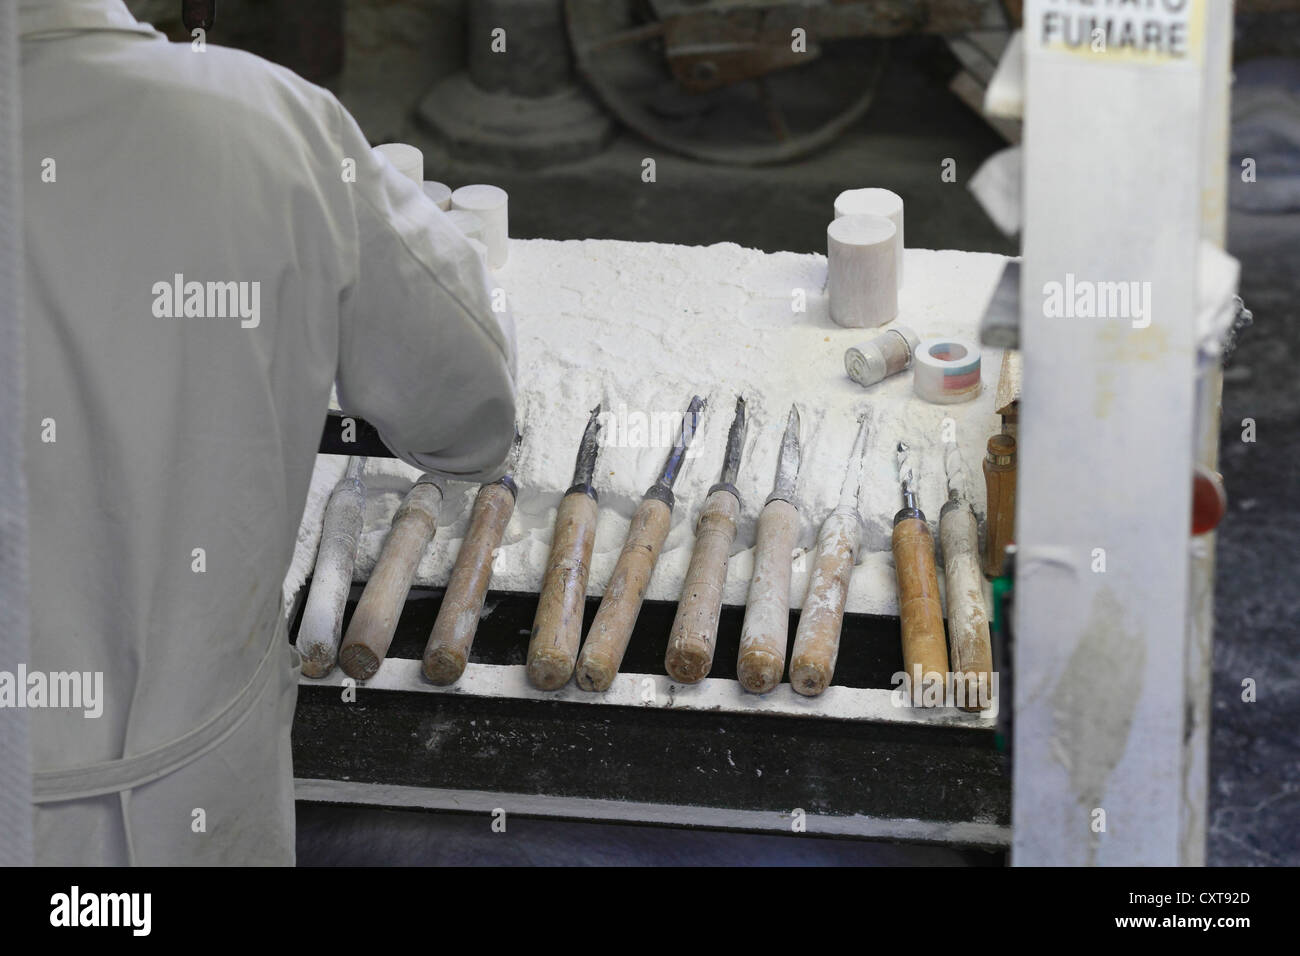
top-left (1031, 0), bottom-right (1203, 64)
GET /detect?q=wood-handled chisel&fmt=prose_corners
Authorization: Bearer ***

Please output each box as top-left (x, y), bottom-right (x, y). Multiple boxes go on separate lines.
top-left (298, 456), bottom-right (368, 678)
top-left (526, 406), bottom-right (603, 690)
top-left (893, 441), bottom-right (950, 702)
top-left (575, 394), bottom-right (705, 692)
top-left (338, 473), bottom-right (444, 680)
top-left (423, 433), bottom-right (522, 685)
top-left (788, 414), bottom-right (870, 697)
top-left (939, 435), bottom-right (994, 711)
top-left (736, 405), bottom-right (802, 694)
top-left (665, 396), bottom-right (747, 684)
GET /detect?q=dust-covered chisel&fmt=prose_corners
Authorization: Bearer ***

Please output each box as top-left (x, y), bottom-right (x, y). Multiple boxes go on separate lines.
top-left (526, 407), bottom-right (603, 690)
top-left (893, 441), bottom-right (950, 703)
top-left (788, 414), bottom-right (870, 697)
top-left (299, 456), bottom-right (368, 678)
top-left (939, 436), bottom-right (993, 711)
top-left (423, 433), bottom-right (523, 685)
top-left (665, 396), bottom-right (747, 684)
top-left (339, 473), bottom-right (444, 680)
top-left (575, 394), bottom-right (705, 692)
top-left (736, 405), bottom-right (802, 694)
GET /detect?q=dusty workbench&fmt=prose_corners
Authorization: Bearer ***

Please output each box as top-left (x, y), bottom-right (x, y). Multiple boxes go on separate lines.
top-left (288, 238), bottom-right (1011, 847)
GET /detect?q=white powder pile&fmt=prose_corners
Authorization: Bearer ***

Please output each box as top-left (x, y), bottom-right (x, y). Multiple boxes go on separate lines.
top-left (284, 239), bottom-right (1009, 618)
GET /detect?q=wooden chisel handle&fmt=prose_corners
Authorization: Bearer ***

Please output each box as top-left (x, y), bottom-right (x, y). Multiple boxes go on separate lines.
top-left (339, 477), bottom-right (443, 681)
top-left (789, 509), bottom-right (862, 697)
top-left (939, 502), bottom-right (993, 711)
top-left (298, 470), bottom-right (366, 677)
top-left (575, 495), bottom-right (672, 692)
top-left (737, 498), bottom-right (798, 694)
top-left (423, 480), bottom-right (516, 685)
top-left (983, 434), bottom-right (1017, 577)
top-left (665, 487), bottom-right (740, 683)
top-left (527, 490), bottom-right (599, 690)
top-left (892, 515), bottom-right (950, 701)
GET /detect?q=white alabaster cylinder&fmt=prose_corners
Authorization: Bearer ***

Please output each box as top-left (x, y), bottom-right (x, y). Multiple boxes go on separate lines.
top-left (827, 214), bottom-right (898, 329)
top-left (422, 180), bottom-right (452, 210)
top-left (445, 208), bottom-right (485, 243)
top-left (834, 187), bottom-right (904, 288)
top-left (450, 184), bottom-right (509, 269)
top-left (373, 143), bottom-right (424, 185)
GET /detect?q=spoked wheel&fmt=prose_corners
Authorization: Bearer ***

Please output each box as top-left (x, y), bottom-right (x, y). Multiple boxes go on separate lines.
top-left (566, 0), bottom-right (890, 166)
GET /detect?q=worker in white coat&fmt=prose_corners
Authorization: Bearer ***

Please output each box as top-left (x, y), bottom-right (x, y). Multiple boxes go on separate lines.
top-left (20, 0), bottom-right (516, 865)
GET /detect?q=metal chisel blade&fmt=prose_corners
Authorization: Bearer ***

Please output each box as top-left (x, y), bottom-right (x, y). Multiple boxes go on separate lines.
top-left (656, 394), bottom-right (706, 492)
top-left (942, 435), bottom-right (966, 504)
top-left (897, 440), bottom-right (918, 510)
top-left (718, 396), bottom-right (748, 487)
top-left (570, 404), bottom-right (603, 488)
top-left (769, 404), bottom-right (802, 503)
top-left (837, 413), bottom-right (871, 509)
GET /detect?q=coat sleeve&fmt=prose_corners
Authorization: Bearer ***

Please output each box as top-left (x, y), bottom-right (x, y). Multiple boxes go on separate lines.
top-left (329, 100), bottom-right (517, 482)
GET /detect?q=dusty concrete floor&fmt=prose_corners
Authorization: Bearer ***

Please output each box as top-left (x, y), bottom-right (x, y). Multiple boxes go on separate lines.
top-left (1211, 212), bottom-right (1300, 866)
top-left (299, 35), bottom-right (1298, 866)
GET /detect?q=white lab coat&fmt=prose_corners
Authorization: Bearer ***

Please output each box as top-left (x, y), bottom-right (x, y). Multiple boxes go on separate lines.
top-left (20, 0), bottom-right (516, 865)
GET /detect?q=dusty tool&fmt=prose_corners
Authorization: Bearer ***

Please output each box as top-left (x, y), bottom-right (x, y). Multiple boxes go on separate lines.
top-left (788, 414), bottom-right (870, 697)
top-left (665, 396), bottom-right (748, 684)
top-left (737, 405), bottom-right (802, 694)
top-left (939, 436), bottom-right (994, 711)
top-left (526, 407), bottom-right (604, 690)
top-left (298, 457), bottom-right (368, 678)
top-left (423, 433), bottom-right (522, 685)
top-left (892, 442), bottom-right (950, 703)
top-left (339, 473), bottom-right (444, 680)
top-left (983, 433), bottom-right (1017, 577)
top-left (575, 395), bottom-right (705, 692)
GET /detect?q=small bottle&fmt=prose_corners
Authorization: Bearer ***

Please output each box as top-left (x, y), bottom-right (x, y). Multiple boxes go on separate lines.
top-left (983, 434), bottom-right (1017, 578)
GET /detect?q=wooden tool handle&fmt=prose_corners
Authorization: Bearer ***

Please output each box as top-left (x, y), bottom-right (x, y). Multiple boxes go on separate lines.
top-left (940, 503), bottom-right (994, 711)
top-left (737, 498), bottom-right (798, 694)
top-left (983, 435), bottom-right (1017, 577)
top-left (527, 491), bottom-right (599, 690)
top-left (575, 495), bottom-right (672, 692)
top-left (789, 509), bottom-right (861, 697)
top-left (665, 488), bottom-right (740, 684)
top-left (892, 515), bottom-right (950, 701)
top-left (298, 474), bottom-right (366, 678)
top-left (423, 481), bottom-right (515, 685)
top-left (339, 479), bottom-right (442, 681)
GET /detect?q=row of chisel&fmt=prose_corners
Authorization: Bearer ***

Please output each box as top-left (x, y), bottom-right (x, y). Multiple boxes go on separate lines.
top-left (297, 396), bottom-right (993, 708)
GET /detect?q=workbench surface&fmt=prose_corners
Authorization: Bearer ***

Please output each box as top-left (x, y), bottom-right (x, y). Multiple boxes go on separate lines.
top-left (286, 239), bottom-right (1010, 619)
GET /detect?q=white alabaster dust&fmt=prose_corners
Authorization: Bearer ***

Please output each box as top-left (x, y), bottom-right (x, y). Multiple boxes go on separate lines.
top-left (284, 239), bottom-right (1009, 618)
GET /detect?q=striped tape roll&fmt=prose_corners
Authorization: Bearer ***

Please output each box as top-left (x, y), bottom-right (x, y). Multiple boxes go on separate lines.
top-left (914, 338), bottom-right (982, 404)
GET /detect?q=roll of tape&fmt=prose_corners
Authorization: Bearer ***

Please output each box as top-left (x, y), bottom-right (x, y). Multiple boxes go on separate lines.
top-left (914, 338), bottom-right (982, 404)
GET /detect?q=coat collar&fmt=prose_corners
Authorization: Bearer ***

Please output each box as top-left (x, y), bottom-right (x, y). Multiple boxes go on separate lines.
top-left (20, 0), bottom-right (162, 40)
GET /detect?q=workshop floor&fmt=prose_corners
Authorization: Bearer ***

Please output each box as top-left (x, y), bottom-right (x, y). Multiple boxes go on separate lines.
top-left (296, 37), bottom-right (1299, 866)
